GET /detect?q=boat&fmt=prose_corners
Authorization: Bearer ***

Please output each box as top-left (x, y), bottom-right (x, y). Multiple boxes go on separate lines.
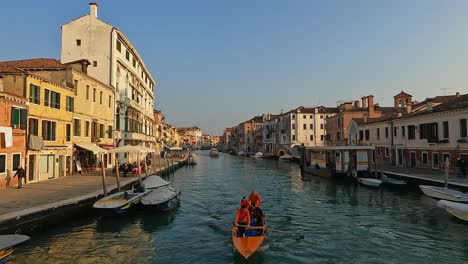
top-left (438, 200), bottom-right (468, 222)
top-left (254, 152), bottom-right (263, 159)
top-left (0, 234), bottom-right (30, 261)
top-left (93, 186), bottom-right (151, 214)
top-left (278, 154), bottom-right (293, 161)
top-left (381, 175), bottom-right (407, 186)
top-left (358, 177), bottom-right (382, 188)
top-left (209, 148), bottom-right (219, 158)
top-left (419, 185), bottom-right (468, 202)
top-left (232, 211), bottom-right (266, 259)
top-left (237, 151), bottom-right (245, 156)
top-left (140, 176), bottom-right (181, 211)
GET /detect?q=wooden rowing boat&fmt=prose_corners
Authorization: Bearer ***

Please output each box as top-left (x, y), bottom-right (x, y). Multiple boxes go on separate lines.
top-left (232, 216), bottom-right (266, 259)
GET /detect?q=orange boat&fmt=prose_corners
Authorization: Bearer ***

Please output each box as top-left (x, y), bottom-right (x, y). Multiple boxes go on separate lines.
top-left (232, 215), bottom-right (266, 259)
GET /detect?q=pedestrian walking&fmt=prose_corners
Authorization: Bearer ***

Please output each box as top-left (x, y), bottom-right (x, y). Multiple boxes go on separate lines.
top-left (456, 156), bottom-right (464, 178)
top-left (13, 166), bottom-right (26, 188)
top-left (5, 169), bottom-right (12, 188)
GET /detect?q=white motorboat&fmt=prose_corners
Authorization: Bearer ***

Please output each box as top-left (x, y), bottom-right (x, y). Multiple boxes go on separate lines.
top-left (254, 152), bottom-right (263, 159)
top-left (209, 148), bottom-right (219, 157)
top-left (358, 178), bottom-right (382, 188)
top-left (437, 200), bottom-right (468, 222)
top-left (419, 185), bottom-right (468, 202)
top-left (93, 187), bottom-right (151, 214)
top-left (142, 175), bottom-right (171, 189)
top-left (237, 151), bottom-right (245, 156)
top-left (0, 234), bottom-right (30, 261)
top-left (381, 175), bottom-right (407, 186)
top-left (141, 185), bottom-right (181, 211)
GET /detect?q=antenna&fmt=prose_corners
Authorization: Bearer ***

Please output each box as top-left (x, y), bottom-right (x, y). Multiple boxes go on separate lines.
top-left (440, 88), bottom-right (453, 95)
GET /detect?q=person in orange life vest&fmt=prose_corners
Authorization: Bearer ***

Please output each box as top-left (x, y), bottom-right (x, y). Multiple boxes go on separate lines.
top-left (240, 196), bottom-right (248, 208)
top-left (248, 190), bottom-right (262, 207)
top-left (234, 205), bottom-right (250, 237)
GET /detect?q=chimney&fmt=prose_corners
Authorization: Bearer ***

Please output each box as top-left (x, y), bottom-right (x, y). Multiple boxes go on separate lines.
top-left (364, 113), bottom-right (368, 123)
top-left (90, 2), bottom-right (98, 18)
top-left (354, 100), bottom-right (360, 108)
top-left (368, 95), bottom-right (374, 114)
top-left (361, 96), bottom-right (367, 108)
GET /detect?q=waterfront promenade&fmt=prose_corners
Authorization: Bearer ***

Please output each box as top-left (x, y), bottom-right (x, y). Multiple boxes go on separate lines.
top-left (384, 166), bottom-right (468, 188)
top-left (0, 158), bottom-right (186, 234)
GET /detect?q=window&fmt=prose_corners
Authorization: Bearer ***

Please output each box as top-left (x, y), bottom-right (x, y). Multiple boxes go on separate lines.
top-left (402, 126), bottom-right (405, 137)
top-left (320, 124), bottom-right (324, 129)
top-left (108, 125), bottom-right (112, 139)
top-left (74, 80), bottom-right (78, 95)
top-left (432, 153), bottom-right (439, 168)
top-left (12, 154), bottom-right (20, 171)
top-left (303, 115), bottom-right (306, 119)
top-left (321, 135), bottom-right (324, 141)
top-left (385, 148), bottom-right (390, 157)
top-left (133, 58), bottom-right (136, 67)
top-left (359, 130), bottom-right (363, 141)
top-left (394, 127), bottom-right (397, 136)
top-left (100, 124), bottom-right (105, 138)
top-left (422, 152), bottom-right (428, 167)
top-left (66, 96), bottom-right (74, 112)
top-left (292, 135), bottom-right (296, 141)
top-left (310, 135), bottom-right (314, 141)
top-left (11, 107), bottom-right (27, 129)
top-left (419, 123), bottom-right (438, 143)
top-left (408, 125), bottom-right (416, 140)
top-left (93, 61), bottom-right (97, 67)
top-left (320, 115), bottom-right (323, 119)
top-left (86, 85), bottom-right (90, 100)
top-left (76, 39), bottom-right (81, 46)
top-left (45, 89), bottom-right (61, 109)
top-left (109, 95), bottom-right (112, 107)
top-left (44, 89), bottom-right (50, 106)
top-left (117, 40), bottom-right (122, 52)
top-left (28, 118), bottom-right (39, 136)
top-left (85, 121), bottom-right (90, 137)
top-left (73, 119), bottom-right (81, 136)
top-left (443, 121), bottom-right (449, 139)
top-left (292, 124), bottom-right (295, 129)
top-left (310, 124), bottom-right (313, 129)
top-left (93, 88), bottom-right (96, 102)
top-left (292, 115), bottom-right (295, 120)
top-left (66, 124), bottom-right (71, 141)
top-left (100, 91), bottom-right (103, 104)
top-left (310, 115), bottom-right (313, 119)
top-left (365, 130), bottom-right (369, 140)
top-left (385, 127), bottom-right (389, 138)
top-left (303, 124), bottom-right (307, 130)
top-left (42, 120), bottom-right (56, 141)
top-left (460, 119), bottom-right (467, 138)
top-left (29, 84), bottom-right (40, 104)
top-left (0, 155), bottom-right (5, 173)
top-left (337, 132), bottom-right (341, 140)
top-left (377, 128), bottom-right (380, 139)
top-left (126, 50), bottom-right (130, 60)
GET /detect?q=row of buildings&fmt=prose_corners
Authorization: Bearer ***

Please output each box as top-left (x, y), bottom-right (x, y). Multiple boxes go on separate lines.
top-left (0, 3), bottom-right (206, 188)
top-left (222, 91), bottom-right (468, 172)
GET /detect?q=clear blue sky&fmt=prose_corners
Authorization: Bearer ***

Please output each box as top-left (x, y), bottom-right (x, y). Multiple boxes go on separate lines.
top-left (1, 1), bottom-right (468, 135)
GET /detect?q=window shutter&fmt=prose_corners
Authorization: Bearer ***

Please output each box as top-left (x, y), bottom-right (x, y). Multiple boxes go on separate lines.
top-left (10, 107), bottom-right (15, 127)
top-left (44, 89), bottom-right (50, 106)
top-left (20, 109), bottom-right (27, 129)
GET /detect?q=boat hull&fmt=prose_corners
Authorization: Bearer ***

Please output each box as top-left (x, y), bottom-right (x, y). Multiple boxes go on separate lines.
top-left (93, 190), bottom-right (151, 215)
top-left (232, 219), bottom-right (266, 259)
top-left (142, 191), bottom-right (181, 211)
top-left (381, 175), bottom-right (407, 186)
top-left (0, 234), bottom-right (30, 261)
top-left (438, 200), bottom-right (468, 222)
top-left (419, 185), bottom-right (468, 202)
top-left (358, 178), bottom-right (382, 187)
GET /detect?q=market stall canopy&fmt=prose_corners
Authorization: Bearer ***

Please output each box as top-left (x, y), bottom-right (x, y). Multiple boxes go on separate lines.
top-left (108, 145), bottom-right (147, 154)
top-left (75, 142), bottom-right (108, 154)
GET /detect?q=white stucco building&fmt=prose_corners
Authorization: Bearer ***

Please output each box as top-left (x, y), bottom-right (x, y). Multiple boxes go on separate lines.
top-left (61, 3), bottom-right (155, 152)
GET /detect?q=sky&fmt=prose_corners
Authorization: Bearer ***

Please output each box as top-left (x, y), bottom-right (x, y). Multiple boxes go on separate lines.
top-left (1, 0), bottom-right (468, 135)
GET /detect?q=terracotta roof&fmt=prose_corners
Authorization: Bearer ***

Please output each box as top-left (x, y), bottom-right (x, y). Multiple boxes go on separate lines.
top-left (0, 65), bottom-right (24, 74)
top-left (0, 58), bottom-right (67, 69)
top-left (394, 91), bottom-right (412, 97)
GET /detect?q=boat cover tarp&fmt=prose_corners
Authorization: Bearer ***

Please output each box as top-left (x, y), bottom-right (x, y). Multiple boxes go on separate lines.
top-left (142, 176), bottom-right (171, 189)
top-left (141, 186), bottom-right (178, 205)
top-left (0, 235), bottom-right (30, 250)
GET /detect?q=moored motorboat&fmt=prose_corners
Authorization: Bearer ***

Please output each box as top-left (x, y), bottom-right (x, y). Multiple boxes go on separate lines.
top-left (0, 234), bottom-right (30, 261)
top-left (237, 151), bottom-right (245, 156)
top-left (232, 203), bottom-right (266, 259)
top-left (141, 175), bottom-right (181, 211)
top-left (254, 152), bottom-right (263, 159)
top-left (381, 175), bottom-right (407, 186)
top-left (209, 148), bottom-right (219, 157)
top-left (93, 187), bottom-right (151, 214)
top-left (437, 200), bottom-right (468, 222)
top-left (278, 154), bottom-right (293, 161)
top-left (419, 185), bottom-right (468, 202)
top-left (358, 177), bottom-right (382, 188)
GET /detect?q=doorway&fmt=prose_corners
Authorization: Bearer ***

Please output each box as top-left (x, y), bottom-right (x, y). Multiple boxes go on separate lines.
top-left (28, 155), bottom-right (35, 182)
top-left (410, 152), bottom-right (416, 168)
top-left (58, 155), bottom-right (64, 177)
top-left (397, 149), bottom-right (403, 166)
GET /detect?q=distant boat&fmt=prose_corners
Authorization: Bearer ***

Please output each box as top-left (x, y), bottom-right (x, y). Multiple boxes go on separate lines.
top-left (438, 200), bottom-right (468, 222)
top-left (93, 187), bottom-right (151, 214)
top-left (419, 185), bottom-right (468, 202)
top-left (358, 177), bottom-right (382, 188)
top-left (141, 176), bottom-right (181, 211)
top-left (237, 151), bottom-right (245, 156)
top-left (381, 175), bottom-right (407, 186)
top-left (254, 152), bottom-right (263, 159)
top-left (209, 148), bottom-right (219, 157)
top-left (0, 234), bottom-right (30, 261)
top-left (279, 154), bottom-right (293, 161)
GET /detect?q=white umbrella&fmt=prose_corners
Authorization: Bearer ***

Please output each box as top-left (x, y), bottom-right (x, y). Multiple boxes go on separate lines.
top-left (108, 144), bottom-right (146, 154)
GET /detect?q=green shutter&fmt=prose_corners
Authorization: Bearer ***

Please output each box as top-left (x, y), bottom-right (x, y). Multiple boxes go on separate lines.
top-left (20, 109), bottom-right (27, 129)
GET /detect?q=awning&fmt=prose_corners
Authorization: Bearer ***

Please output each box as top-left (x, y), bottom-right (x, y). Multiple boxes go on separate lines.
top-left (99, 144), bottom-right (116, 150)
top-left (75, 143), bottom-right (108, 154)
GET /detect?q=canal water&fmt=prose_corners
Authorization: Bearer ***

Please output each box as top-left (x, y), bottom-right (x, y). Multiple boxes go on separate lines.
top-left (10, 151), bottom-right (468, 264)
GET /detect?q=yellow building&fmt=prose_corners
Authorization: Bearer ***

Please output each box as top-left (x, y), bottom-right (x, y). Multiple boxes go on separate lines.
top-left (67, 60), bottom-right (116, 170)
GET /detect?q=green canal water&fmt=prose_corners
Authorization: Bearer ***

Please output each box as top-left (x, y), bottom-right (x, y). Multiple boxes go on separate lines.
top-left (10, 151), bottom-right (468, 263)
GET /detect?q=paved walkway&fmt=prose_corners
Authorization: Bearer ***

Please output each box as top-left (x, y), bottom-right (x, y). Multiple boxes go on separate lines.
top-left (0, 159), bottom-right (184, 218)
top-left (384, 166), bottom-right (468, 187)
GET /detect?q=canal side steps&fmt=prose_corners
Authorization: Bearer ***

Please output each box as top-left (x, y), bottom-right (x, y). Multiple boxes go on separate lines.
top-left (0, 159), bottom-right (187, 235)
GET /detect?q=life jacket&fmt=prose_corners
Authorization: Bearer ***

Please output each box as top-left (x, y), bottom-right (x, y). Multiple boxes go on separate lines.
top-left (235, 208), bottom-right (250, 224)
